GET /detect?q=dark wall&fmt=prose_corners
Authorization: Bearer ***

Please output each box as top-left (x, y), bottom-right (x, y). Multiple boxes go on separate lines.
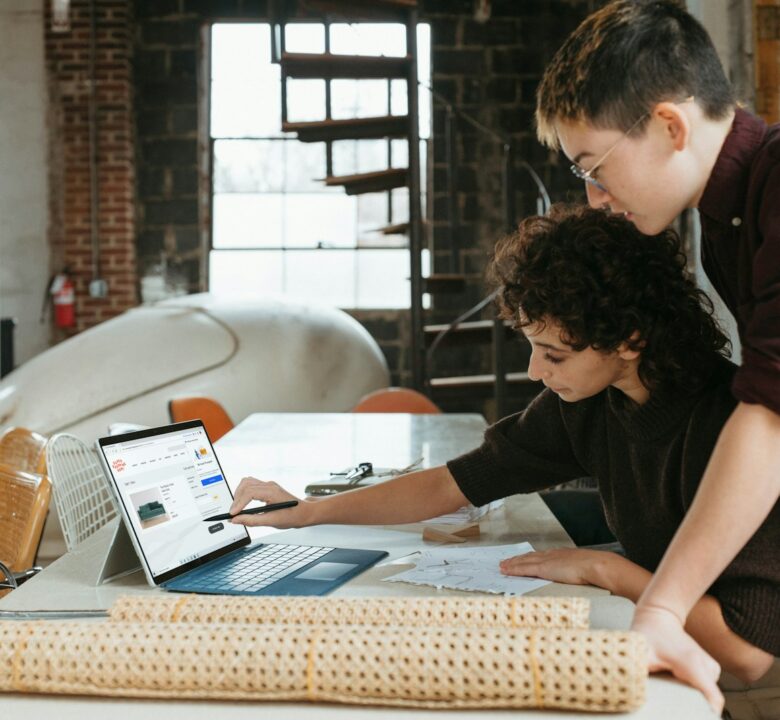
top-left (133, 0), bottom-right (602, 401)
top-left (422, 0), bottom-right (601, 410)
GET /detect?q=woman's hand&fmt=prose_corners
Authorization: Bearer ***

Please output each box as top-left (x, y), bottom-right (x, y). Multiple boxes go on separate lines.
top-left (499, 547), bottom-right (618, 587)
top-left (632, 605), bottom-right (724, 714)
top-left (228, 477), bottom-right (315, 529)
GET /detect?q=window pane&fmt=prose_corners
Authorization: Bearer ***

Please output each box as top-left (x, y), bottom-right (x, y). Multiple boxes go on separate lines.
top-left (283, 142), bottom-right (327, 192)
top-left (356, 139), bottom-right (390, 173)
top-left (390, 79), bottom-right (407, 117)
top-left (329, 23), bottom-right (406, 57)
top-left (287, 79), bottom-right (326, 122)
top-left (284, 194), bottom-right (356, 248)
top-left (331, 139), bottom-right (389, 176)
top-left (356, 250), bottom-right (410, 308)
top-left (211, 25), bottom-right (268, 81)
top-left (331, 139), bottom-right (357, 177)
top-left (417, 26), bottom-right (431, 140)
top-left (357, 193), bottom-right (389, 238)
top-left (331, 80), bottom-right (389, 119)
top-left (285, 23), bottom-right (325, 53)
top-left (419, 139), bottom-right (427, 199)
top-left (209, 249), bottom-right (284, 297)
top-left (390, 139), bottom-right (408, 168)
top-left (285, 250), bottom-right (356, 307)
top-left (210, 25), bottom-right (283, 138)
top-left (214, 140), bottom-right (284, 193)
top-left (391, 187), bottom-right (409, 223)
top-left (213, 194), bottom-right (283, 249)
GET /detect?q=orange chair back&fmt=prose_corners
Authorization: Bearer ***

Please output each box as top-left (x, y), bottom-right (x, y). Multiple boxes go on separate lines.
top-left (0, 464), bottom-right (51, 572)
top-left (351, 387), bottom-right (442, 414)
top-left (168, 397), bottom-right (235, 442)
top-left (0, 427), bottom-right (48, 475)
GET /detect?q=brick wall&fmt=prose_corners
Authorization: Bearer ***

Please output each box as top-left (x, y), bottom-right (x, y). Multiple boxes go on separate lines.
top-left (134, 0), bottom-right (224, 296)
top-left (45, 0), bottom-right (137, 335)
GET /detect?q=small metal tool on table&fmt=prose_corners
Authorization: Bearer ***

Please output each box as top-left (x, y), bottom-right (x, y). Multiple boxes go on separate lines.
top-left (305, 458), bottom-right (422, 496)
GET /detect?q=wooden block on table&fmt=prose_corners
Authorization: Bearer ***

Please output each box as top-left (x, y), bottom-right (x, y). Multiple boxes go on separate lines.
top-left (422, 522), bottom-right (480, 544)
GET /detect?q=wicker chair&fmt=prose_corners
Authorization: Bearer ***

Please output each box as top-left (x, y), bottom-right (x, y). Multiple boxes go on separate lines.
top-left (0, 464), bottom-right (51, 596)
top-left (45, 434), bottom-right (117, 553)
top-left (0, 426), bottom-right (48, 474)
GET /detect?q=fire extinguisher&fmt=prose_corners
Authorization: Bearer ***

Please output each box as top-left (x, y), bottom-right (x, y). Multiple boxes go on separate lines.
top-left (47, 271), bottom-right (76, 328)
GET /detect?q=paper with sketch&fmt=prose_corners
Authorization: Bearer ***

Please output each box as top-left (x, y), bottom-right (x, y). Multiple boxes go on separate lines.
top-left (383, 542), bottom-right (551, 596)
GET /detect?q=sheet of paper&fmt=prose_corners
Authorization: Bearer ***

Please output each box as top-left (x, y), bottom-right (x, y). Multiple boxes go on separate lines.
top-left (383, 541), bottom-right (551, 596)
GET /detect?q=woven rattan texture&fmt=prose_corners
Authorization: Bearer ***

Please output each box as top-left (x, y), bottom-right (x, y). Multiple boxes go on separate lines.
top-left (0, 621), bottom-right (646, 711)
top-left (108, 595), bottom-right (590, 629)
top-left (0, 468), bottom-right (48, 571)
top-left (0, 474), bottom-right (36, 567)
top-left (0, 428), bottom-right (48, 475)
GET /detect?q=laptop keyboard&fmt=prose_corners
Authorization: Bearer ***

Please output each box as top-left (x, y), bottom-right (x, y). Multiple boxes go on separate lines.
top-left (183, 543), bottom-right (334, 593)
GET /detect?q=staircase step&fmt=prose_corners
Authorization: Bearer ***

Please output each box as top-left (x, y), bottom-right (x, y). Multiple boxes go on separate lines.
top-left (294, 0), bottom-right (417, 21)
top-left (422, 274), bottom-right (467, 294)
top-left (372, 222), bottom-right (409, 235)
top-left (429, 372), bottom-right (538, 389)
top-left (324, 168), bottom-right (408, 195)
top-left (423, 319), bottom-right (514, 347)
top-left (281, 52), bottom-right (411, 79)
top-left (283, 115), bottom-right (409, 142)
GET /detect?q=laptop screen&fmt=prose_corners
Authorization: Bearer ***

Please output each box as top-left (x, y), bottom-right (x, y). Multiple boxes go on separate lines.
top-left (98, 421), bottom-right (250, 583)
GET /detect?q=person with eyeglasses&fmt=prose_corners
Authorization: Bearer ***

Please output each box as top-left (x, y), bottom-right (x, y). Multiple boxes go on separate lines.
top-left (536, 1), bottom-right (780, 718)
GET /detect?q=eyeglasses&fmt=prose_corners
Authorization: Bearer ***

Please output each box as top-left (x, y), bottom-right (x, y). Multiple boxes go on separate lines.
top-left (569, 112), bottom-right (649, 194)
top-left (569, 97), bottom-right (696, 193)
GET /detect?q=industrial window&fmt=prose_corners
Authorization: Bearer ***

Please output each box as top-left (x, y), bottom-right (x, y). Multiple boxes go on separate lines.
top-left (208, 22), bottom-right (430, 309)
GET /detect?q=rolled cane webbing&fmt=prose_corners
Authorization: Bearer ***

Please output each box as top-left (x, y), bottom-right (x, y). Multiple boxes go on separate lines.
top-left (0, 621), bottom-right (646, 711)
top-left (108, 595), bottom-right (590, 630)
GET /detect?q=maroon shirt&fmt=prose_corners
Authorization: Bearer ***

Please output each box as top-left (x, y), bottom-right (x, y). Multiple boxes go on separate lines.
top-left (698, 108), bottom-right (780, 413)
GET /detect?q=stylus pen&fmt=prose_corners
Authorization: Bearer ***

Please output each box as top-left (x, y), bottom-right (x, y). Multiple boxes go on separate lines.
top-left (203, 500), bottom-right (298, 522)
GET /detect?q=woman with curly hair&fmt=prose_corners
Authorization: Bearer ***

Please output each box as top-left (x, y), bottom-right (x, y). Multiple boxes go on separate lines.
top-left (228, 205), bottom-right (778, 687)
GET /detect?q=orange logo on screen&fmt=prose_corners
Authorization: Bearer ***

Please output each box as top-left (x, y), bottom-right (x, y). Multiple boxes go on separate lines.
top-left (197, 448), bottom-right (208, 457)
top-left (112, 458), bottom-right (126, 472)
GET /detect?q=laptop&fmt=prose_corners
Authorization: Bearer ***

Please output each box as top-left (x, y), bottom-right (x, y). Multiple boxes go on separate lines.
top-left (96, 420), bottom-right (387, 596)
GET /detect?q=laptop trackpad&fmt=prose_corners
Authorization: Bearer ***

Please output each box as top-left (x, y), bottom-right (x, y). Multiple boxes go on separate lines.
top-left (296, 562), bottom-right (358, 581)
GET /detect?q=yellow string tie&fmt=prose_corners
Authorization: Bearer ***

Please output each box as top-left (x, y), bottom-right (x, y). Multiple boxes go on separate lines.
top-left (528, 629), bottom-right (545, 708)
top-left (306, 628), bottom-right (323, 701)
top-left (169, 595), bottom-right (190, 623)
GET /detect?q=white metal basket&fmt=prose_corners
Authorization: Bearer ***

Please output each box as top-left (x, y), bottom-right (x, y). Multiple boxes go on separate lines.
top-left (45, 434), bottom-right (117, 552)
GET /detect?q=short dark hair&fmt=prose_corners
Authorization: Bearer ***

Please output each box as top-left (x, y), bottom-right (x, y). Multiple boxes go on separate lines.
top-left (536, 0), bottom-right (735, 149)
top-left (489, 205), bottom-right (730, 393)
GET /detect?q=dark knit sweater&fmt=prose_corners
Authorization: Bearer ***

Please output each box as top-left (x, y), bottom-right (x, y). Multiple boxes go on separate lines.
top-left (447, 356), bottom-right (780, 655)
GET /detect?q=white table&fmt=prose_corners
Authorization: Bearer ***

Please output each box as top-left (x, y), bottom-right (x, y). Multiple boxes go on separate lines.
top-left (0, 413), bottom-right (712, 718)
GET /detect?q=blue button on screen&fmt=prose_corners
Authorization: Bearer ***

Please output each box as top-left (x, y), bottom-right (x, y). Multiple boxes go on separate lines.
top-left (201, 474), bottom-right (223, 487)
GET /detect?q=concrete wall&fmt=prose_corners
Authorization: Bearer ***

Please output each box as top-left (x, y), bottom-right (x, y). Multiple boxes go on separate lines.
top-left (0, 0), bottom-right (50, 366)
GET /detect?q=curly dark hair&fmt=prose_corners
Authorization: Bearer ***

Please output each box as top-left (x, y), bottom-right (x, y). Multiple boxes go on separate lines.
top-left (489, 204), bottom-right (730, 393)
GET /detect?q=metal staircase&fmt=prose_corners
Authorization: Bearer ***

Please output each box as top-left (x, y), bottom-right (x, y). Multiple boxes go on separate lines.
top-left (269, 1), bottom-right (548, 419)
top-left (270, 0), bottom-right (429, 389)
